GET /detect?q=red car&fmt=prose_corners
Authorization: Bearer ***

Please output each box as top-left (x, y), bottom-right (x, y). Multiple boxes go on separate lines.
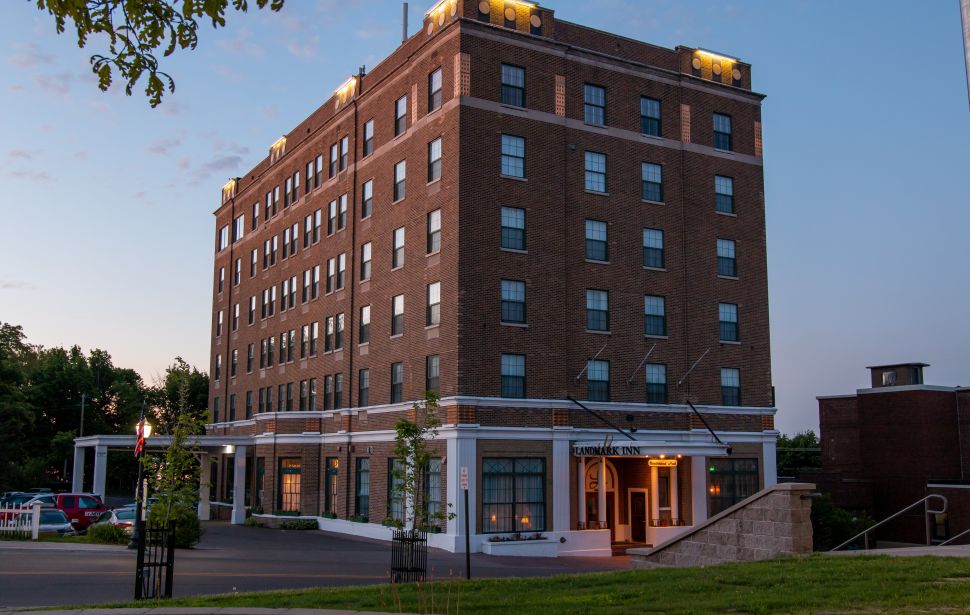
top-left (24, 493), bottom-right (109, 530)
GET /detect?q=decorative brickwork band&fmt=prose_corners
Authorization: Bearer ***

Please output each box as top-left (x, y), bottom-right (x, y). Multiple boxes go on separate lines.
top-left (458, 52), bottom-right (471, 97)
top-left (552, 408), bottom-right (570, 427)
top-left (754, 121), bottom-right (763, 157)
top-left (411, 83), bottom-right (418, 124)
top-left (689, 413), bottom-right (704, 430)
top-left (761, 415), bottom-right (774, 431)
top-left (680, 104), bottom-right (691, 143)
top-left (555, 75), bottom-right (566, 117)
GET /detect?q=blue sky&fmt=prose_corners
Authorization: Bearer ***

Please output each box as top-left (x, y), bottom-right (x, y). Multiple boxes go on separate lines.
top-left (1, 1), bottom-right (967, 434)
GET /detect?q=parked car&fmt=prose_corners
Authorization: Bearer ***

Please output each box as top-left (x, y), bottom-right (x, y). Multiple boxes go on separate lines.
top-left (23, 493), bottom-right (57, 507)
top-left (20, 508), bottom-right (76, 536)
top-left (21, 493), bottom-right (109, 530)
top-left (93, 508), bottom-right (137, 536)
top-left (1, 492), bottom-right (33, 506)
top-left (116, 497), bottom-right (158, 511)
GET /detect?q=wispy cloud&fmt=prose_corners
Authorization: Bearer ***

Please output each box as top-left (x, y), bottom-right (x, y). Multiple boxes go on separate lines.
top-left (8, 42), bottom-right (53, 69)
top-left (207, 134), bottom-right (250, 157)
top-left (218, 29), bottom-right (265, 58)
top-left (190, 155), bottom-right (243, 185)
top-left (259, 105), bottom-right (278, 120)
top-left (0, 280), bottom-right (35, 291)
top-left (5, 170), bottom-right (50, 182)
top-left (32, 73), bottom-right (72, 96)
top-left (7, 149), bottom-right (36, 160)
top-left (355, 23), bottom-right (389, 41)
top-left (287, 36), bottom-right (320, 60)
top-left (145, 137), bottom-right (182, 155)
top-left (211, 64), bottom-right (243, 82)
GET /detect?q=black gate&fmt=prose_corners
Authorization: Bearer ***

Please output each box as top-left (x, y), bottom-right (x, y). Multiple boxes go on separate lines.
top-left (134, 521), bottom-right (175, 600)
top-left (390, 529), bottom-right (427, 583)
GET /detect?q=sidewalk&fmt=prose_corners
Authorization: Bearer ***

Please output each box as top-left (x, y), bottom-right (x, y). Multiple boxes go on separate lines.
top-left (826, 544), bottom-right (970, 557)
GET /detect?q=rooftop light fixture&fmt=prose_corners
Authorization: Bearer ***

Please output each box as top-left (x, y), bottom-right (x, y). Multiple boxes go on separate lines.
top-left (695, 48), bottom-right (738, 64)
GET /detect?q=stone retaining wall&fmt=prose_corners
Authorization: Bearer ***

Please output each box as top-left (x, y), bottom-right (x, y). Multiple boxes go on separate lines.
top-left (629, 483), bottom-right (815, 568)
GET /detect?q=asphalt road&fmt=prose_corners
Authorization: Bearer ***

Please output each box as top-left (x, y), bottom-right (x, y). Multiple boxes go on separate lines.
top-left (0, 523), bottom-right (627, 608)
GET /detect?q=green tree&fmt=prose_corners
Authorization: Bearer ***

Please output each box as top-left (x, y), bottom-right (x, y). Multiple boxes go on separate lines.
top-left (0, 323), bottom-right (38, 491)
top-left (150, 357), bottom-right (208, 431)
top-left (32, 0), bottom-right (285, 107)
top-left (776, 430), bottom-right (822, 478)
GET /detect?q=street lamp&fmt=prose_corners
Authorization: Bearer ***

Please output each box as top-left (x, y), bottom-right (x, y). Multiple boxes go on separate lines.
top-left (127, 418), bottom-right (152, 550)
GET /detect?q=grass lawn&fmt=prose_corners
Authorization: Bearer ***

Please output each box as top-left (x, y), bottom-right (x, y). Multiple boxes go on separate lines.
top-left (84, 555), bottom-right (970, 614)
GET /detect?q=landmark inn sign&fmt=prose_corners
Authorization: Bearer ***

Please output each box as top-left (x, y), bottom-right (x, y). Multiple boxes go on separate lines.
top-left (572, 440), bottom-right (731, 458)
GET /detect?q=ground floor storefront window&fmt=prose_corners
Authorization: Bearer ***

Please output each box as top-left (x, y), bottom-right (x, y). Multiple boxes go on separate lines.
top-left (709, 458), bottom-right (759, 515)
top-left (482, 458), bottom-right (545, 533)
top-left (355, 458), bottom-right (370, 520)
top-left (277, 458), bottom-right (301, 514)
top-left (323, 457), bottom-right (338, 515)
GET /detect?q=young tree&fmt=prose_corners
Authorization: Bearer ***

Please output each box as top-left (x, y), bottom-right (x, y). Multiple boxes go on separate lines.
top-left (389, 393), bottom-right (450, 531)
top-left (32, 0), bottom-right (285, 106)
top-left (776, 430), bottom-right (822, 478)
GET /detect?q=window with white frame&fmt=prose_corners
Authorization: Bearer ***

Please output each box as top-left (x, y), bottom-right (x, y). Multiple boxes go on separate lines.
top-left (501, 279), bottom-right (526, 324)
top-left (641, 162), bottom-right (663, 202)
top-left (428, 137), bottom-right (442, 182)
top-left (428, 67), bottom-right (442, 111)
top-left (586, 289), bottom-right (609, 331)
top-left (392, 226), bottom-right (405, 268)
top-left (644, 295), bottom-right (667, 337)
top-left (646, 363), bottom-right (667, 404)
top-left (426, 281), bottom-right (441, 327)
top-left (500, 353), bottom-right (526, 398)
top-left (584, 151), bottom-right (607, 193)
top-left (587, 359), bottom-right (609, 401)
top-left (643, 228), bottom-right (664, 269)
top-left (584, 84), bottom-right (606, 125)
top-left (715, 175), bottom-right (734, 214)
top-left (394, 160), bottom-right (406, 201)
top-left (717, 238), bottom-right (737, 277)
top-left (721, 368), bottom-right (741, 406)
top-left (719, 303), bottom-right (738, 342)
top-left (501, 134), bottom-right (525, 178)
top-left (360, 242), bottom-right (372, 281)
top-left (501, 206), bottom-right (525, 250)
top-left (585, 219), bottom-right (608, 262)
top-left (391, 294), bottom-right (404, 336)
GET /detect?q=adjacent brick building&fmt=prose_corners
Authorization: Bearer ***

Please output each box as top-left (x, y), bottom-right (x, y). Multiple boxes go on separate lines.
top-left (816, 363), bottom-right (970, 545)
top-left (205, 0), bottom-right (778, 556)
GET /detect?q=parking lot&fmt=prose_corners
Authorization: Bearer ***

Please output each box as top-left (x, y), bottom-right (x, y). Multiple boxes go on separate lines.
top-left (0, 522), bottom-right (627, 608)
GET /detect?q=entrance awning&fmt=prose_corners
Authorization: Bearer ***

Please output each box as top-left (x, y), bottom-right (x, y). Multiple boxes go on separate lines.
top-left (572, 439), bottom-right (729, 458)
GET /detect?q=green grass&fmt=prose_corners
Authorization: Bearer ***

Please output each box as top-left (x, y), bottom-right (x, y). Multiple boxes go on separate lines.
top-left (79, 555), bottom-right (970, 614)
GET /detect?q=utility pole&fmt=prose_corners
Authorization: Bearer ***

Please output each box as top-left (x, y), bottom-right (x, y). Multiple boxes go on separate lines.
top-left (80, 393), bottom-right (86, 437)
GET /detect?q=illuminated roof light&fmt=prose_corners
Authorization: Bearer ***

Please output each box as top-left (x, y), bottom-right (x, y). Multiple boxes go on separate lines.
top-left (334, 76), bottom-right (358, 97)
top-left (222, 178), bottom-right (237, 193)
top-left (659, 454), bottom-right (666, 459)
top-left (270, 136), bottom-right (286, 151)
top-left (695, 48), bottom-right (738, 64)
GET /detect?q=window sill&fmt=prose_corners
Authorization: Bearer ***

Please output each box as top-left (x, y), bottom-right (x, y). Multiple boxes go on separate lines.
top-left (500, 174), bottom-right (527, 182)
top-left (644, 334), bottom-right (669, 340)
top-left (585, 190), bottom-right (609, 197)
top-left (426, 178), bottom-right (442, 187)
top-left (426, 250), bottom-right (441, 258)
top-left (713, 148), bottom-right (736, 155)
top-left (500, 321), bottom-right (528, 328)
top-left (715, 210), bottom-right (738, 218)
top-left (393, 131), bottom-right (407, 141)
top-left (500, 247), bottom-right (528, 254)
top-left (427, 106), bottom-right (442, 118)
top-left (717, 275), bottom-right (739, 281)
top-left (391, 265), bottom-right (404, 272)
top-left (640, 133), bottom-right (663, 141)
top-left (719, 340), bottom-right (741, 345)
top-left (643, 266), bottom-right (667, 272)
top-left (642, 199), bottom-right (665, 206)
top-left (392, 197), bottom-right (406, 205)
top-left (500, 103), bottom-right (528, 112)
top-left (358, 342), bottom-right (369, 347)
top-left (390, 334), bottom-right (403, 340)
top-left (585, 329), bottom-right (611, 335)
top-left (584, 122), bottom-right (608, 129)
top-left (585, 258), bottom-right (610, 265)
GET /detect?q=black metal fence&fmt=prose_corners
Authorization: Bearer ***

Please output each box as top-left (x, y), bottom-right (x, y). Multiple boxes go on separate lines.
top-left (134, 520), bottom-right (175, 600)
top-left (390, 528), bottom-right (427, 583)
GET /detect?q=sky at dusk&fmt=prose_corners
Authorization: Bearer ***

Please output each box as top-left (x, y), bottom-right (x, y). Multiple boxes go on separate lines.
top-left (1, 0), bottom-right (967, 435)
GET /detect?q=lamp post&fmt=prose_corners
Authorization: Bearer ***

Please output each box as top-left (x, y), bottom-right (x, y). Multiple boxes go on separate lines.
top-left (127, 418), bottom-right (153, 550)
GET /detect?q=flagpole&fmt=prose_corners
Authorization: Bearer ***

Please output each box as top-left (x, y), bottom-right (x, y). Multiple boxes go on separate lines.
top-left (128, 401), bottom-right (147, 550)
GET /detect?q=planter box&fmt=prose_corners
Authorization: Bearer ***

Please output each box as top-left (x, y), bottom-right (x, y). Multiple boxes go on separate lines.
top-left (481, 538), bottom-right (558, 557)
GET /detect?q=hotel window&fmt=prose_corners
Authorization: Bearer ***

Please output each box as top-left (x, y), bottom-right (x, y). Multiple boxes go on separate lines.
top-left (713, 112), bottom-right (733, 151)
top-left (391, 295), bottom-right (404, 336)
top-left (262, 239), bottom-right (270, 270)
top-left (280, 279), bottom-right (289, 311)
top-left (286, 382), bottom-right (293, 411)
top-left (312, 265), bottom-right (320, 299)
top-left (362, 119), bottom-right (374, 156)
top-left (212, 397), bottom-right (220, 422)
top-left (249, 296), bottom-right (256, 325)
top-left (641, 162), bottom-right (663, 202)
top-left (425, 458), bottom-right (443, 525)
top-left (426, 354), bottom-right (440, 394)
top-left (299, 380), bottom-right (307, 411)
top-left (709, 458), bottom-right (758, 515)
top-left (585, 219), bottom-right (608, 262)
top-left (267, 336), bottom-right (275, 366)
top-left (325, 316), bottom-right (334, 352)
top-left (640, 96), bottom-right (661, 137)
top-left (305, 161), bottom-right (313, 193)
top-left (501, 206), bottom-right (526, 250)
top-left (271, 236), bottom-right (278, 266)
top-left (326, 258), bottom-right (335, 293)
top-left (482, 458), bottom-right (545, 533)
top-left (427, 209), bottom-right (441, 254)
top-left (215, 310), bottom-right (223, 337)
top-left (358, 368), bottom-right (370, 406)
top-left (329, 142), bottom-right (337, 177)
top-left (388, 458), bottom-right (405, 523)
top-left (324, 375), bottom-right (333, 409)
top-left (500, 353), bottom-right (526, 398)
top-left (250, 249), bottom-right (258, 277)
top-left (230, 349), bottom-right (238, 378)
top-left (584, 151), bottom-right (607, 193)
top-left (360, 242), bottom-right (372, 281)
top-left (309, 377), bottom-right (317, 410)
top-left (218, 225), bottom-right (229, 251)
top-left (646, 363), bottom-right (667, 404)
top-left (500, 64), bottom-right (525, 107)
top-left (338, 194), bottom-right (347, 230)
top-left (300, 325), bottom-right (308, 359)
top-left (313, 209), bottom-right (322, 242)
top-left (500, 134), bottom-right (525, 178)
top-left (644, 295), bottom-right (667, 337)
top-left (328, 200), bottom-right (336, 235)
top-left (393, 160), bottom-right (406, 201)
top-left (292, 170), bottom-right (300, 202)
top-left (303, 214), bottom-right (312, 248)
top-left (315, 154), bottom-right (323, 187)
top-left (289, 223), bottom-right (298, 255)
top-left (355, 458), bottom-right (370, 518)
top-left (277, 459), bottom-right (301, 514)
top-left (428, 138), bottom-right (442, 182)
top-left (217, 267), bottom-right (224, 294)
top-left (717, 239), bottom-right (737, 277)
top-left (394, 95), bottom-right (407, 136)
top-left (584, 84), bottom-right (606, 126)
top-left (247, 343), bottom-right (254, 372)
top-left (586, 289), bottom-right (609, 332)
top-left (427, 282), bottom-right (441, 327)
top-left (719, 303), bottom-right (739, 342)
top-left (334, 373), bottom-right (343, 409)
top-left (259, 339), bottom-right (267, 369)
top-left (252, 202), bottom-right (259, 230)
top-left (284, 177), bottom-right (293, 208)
top-left (246, 390), bottom-right (253, 418)
top-left (428, 67), bottom-right (442, 112)
top-left (273, 186), bottom-right (280, 214)
top-left (233, 258), bottom-right (241, 286)
top-left (228, 393), bottom-right (236, 421)
top-left (335, 313), bottom-right (344, 350)
top-left (587, 359), bottom-right (610, 401)
top-left (359, 305), bottom-right (371, 344)
top-left (288, 329), bottom-right (296, 362)
top-left (214, 353), bottom-right (222, 379)
top-left (643, 228), bottom-right (664, 269)
top-left (501, 279), bottom-right (526, 324)
top-left (232, 303), bottom-right (239, 331)
top-left (282, 227), bottom-right (291, 259)
top-left (392, 226), bottom-right (405, 268)
top-left (264, 191), bottom-right (272, 222)
top-left (361, 179), bottom-right (373, 218)
top-left (310, 321), bottom-right (319, 355)
top-left (234, 214), bottom-right (245, 241)
top-left (259, 387), bottom-right (268, 412)
top-left (277, 384), bottom-right (284, 412)
top-left (339, 136), bottom-right (349, 171)
top-left (279, 332), bottom-right (287, 364)
top-left (390, 362), bottom-right (404, 403)
top-left (721, 368), bottom-right (741, 406)
top-left (715, 175), bottom-right (735, 214)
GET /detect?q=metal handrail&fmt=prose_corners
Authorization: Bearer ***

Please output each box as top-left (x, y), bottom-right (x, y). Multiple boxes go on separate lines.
top-left (829, 494), bottom-right (947, 551)
top-left (939, 526), bottom-right (970, 546)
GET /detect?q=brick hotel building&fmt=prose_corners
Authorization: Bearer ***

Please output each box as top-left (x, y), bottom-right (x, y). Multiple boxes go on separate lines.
top-left (203, 0), bottom-right (778, 555)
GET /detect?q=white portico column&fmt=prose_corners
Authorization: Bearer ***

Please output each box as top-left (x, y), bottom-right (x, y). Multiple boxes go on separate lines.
top-left (763, 435), bottom-right (778, 487)
top-left (691, 456), bottom-right (708, 526)
top-left (197, 453), bottom-right (211, 521)
top-left (552, 436), bottom-right (571, 531)
top-left (446, 433), bottom-right (476, 545)
top-left (231, 446), bottom-right (247, 525)
top-left (577, 458), bottom-right (587, 529)
top-left (92, 445), bottom-right (108, 498)
top-left (597, 456), bottom-right (607, 528)
top-left (670, 465), bottom-right (680, 524)
top-left (649, 465), bottom-right (660, 525)
top-left (71, 445), bottom-right (85, 493)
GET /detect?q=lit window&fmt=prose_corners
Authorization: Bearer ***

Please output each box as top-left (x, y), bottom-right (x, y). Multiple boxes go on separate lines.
top-left (584, 84), bottom-right (606, 126)
top-left (482, 458), bottom-right (545, 532)
top-left (584, 151), bottom-right (607, 193)
top-left (501, 134), bottom-right (525, 178)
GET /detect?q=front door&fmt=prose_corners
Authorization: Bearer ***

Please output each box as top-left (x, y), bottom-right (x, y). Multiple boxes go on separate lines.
top-left (631, 491), bottom-right (647, 543)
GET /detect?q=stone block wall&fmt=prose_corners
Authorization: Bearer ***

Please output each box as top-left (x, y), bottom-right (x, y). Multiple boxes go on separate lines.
top-left (629, 483), bottom-right (815, 568)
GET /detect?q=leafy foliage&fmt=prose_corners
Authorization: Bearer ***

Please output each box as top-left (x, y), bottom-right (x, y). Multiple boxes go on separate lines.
top-left (776, 430), bottom-right (822, 477)
top-left (32, 0), bottom-right (285, 106)
top-left (87, 522), bottom-right (130, 544)
top-left (811, 495), bottom-right (874, 551)
top-left (279, 519), bottom-right (318, 530)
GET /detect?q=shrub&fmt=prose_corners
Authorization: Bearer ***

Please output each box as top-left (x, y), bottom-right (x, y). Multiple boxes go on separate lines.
top-left (349, 515), bottom-right (369, 523)
top-left (280, 519), bottom-right (318, 531)
top-left (811, 495), bottom-right (874, 551)
top-left (87, 523), bottom-right (129, 545)
top-left (148, 500), bottom-right (202, 548)
top-left (319, 511), bottom-right (337, 519)
top-left (244, 516), bottom-right (264, 528)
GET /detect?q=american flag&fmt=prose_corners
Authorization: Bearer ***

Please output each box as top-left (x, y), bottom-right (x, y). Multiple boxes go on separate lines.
top-left (134, 417), bottom-right (146, 457)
